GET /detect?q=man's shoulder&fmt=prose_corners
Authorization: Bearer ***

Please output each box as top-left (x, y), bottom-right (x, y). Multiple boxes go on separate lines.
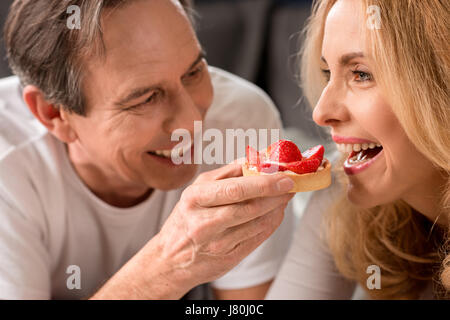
top-left (0, 76), bottom-right (47, 157)
top-left (0, 76), bottom-right (63, 213)
top-left (208, 66), bottom-right (272, 104)
top-left (0, 132), bottom-right (63, 199)
top-left (207, 67), bottom-right (282, 130)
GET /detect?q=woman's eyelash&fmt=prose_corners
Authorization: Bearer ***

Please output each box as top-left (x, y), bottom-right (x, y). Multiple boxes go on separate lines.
top-left (321, 69), bottom-right (331, 81)
top-left (320, 68), bottom-right (373, 83)
top-left (352, 70), bottom-right (373, 82)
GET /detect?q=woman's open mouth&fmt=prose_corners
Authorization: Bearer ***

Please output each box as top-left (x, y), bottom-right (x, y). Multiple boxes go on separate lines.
top-left (337, 142), bottom-right (384, 175)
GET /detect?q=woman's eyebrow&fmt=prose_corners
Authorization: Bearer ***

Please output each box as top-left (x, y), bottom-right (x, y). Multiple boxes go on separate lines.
top-left (339, 52), bottom-right (364, 65)
top-left (320, 52), bottom-right (365, 66)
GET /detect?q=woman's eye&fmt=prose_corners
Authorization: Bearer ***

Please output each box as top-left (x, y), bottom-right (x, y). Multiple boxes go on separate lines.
top-left (353, 71), bottom-right (373, 82)
top-left (321, 69), bottom-right (331, 82)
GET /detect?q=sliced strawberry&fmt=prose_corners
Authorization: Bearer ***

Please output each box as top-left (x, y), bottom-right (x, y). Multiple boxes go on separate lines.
top-left (267, 140), bottom-right (302, 163)
top-left (302, 145), bottom-right (324, 162)
top-left (258, 162), bottom-right (288, 174)
top-left (246, 146), bottom-right (260, 166)
top-left (282, 158), bottom-right (321, 174)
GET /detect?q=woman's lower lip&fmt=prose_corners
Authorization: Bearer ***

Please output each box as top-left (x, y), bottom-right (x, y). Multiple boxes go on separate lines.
top-left (343, 150), bottom-right (384, 175)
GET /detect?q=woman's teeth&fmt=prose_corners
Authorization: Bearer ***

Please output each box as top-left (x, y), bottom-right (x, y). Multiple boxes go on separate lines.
top-left (348, 151), bottom-right (369, 164)
top-left (336, 142), bottom-right (381, 153)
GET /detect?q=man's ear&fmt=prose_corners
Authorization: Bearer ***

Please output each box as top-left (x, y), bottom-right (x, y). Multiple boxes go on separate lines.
top-left (23, 85), bottom-right (78, 144)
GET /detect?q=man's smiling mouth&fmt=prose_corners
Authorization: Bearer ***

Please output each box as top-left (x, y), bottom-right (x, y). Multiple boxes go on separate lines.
top-left (147, 143), bottom-right (193, 161)
top-left (148, 148), bottom-right (183, 159)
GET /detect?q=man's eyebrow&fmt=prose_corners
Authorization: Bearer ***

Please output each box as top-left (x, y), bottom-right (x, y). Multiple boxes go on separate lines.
top-left (114, 50), bottom-right (207, 107)
top-left (320, 52), bottom-right (365, 66)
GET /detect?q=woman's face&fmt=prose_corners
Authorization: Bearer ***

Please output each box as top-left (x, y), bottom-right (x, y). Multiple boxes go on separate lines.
top-left (313, 0), bottom-right (442, 210)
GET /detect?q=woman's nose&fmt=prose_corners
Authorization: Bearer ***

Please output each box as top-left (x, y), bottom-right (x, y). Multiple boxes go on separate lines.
top-left (312, 82), bottom-right (349, 127)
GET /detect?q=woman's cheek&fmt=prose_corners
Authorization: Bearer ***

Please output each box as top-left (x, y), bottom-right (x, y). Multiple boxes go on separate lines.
top-left (358, 93), bottom-right (398, 142)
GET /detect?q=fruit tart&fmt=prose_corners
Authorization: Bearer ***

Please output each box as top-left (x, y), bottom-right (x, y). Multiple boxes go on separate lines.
top-left (242, 140), bottom-right (331, 193)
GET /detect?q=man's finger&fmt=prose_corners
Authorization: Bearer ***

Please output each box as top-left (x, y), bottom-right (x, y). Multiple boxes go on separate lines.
top-left (192, 174), bottom-right (294, 207)
top-left (225, 216), bottom-right (284, 263)
top-left (213, 193), bottom-right (293, 229)
top-left (205, 205), bottom-right (285, 256)
top-left (194, 162), bottom-right (243, 183)
top-left (224, 204), bottom-right (286, 243)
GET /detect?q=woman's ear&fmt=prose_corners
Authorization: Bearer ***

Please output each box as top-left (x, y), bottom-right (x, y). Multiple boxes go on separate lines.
top-left (23, 85), bottom-right (78, 143)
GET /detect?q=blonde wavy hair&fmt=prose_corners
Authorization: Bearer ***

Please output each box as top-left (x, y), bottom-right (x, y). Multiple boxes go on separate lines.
top-left (301, 0), bottom-right (450, 299)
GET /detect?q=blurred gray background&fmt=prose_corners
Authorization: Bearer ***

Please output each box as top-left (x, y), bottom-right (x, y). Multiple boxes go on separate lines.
top-left (0, 0), bottom-right (331, 149)
top-left (0, 0), bottom-right (11, 79)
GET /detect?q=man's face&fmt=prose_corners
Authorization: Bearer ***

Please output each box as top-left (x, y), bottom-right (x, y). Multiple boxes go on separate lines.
top-left (66, 0), bottom-right (213, 191)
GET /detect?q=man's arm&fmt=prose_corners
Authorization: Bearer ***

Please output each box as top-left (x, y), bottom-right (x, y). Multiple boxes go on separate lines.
top-left (90, 163), bottom-right (294, 299)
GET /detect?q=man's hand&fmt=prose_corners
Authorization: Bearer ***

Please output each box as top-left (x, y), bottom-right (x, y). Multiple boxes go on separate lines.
top-left (91, 163), bottom-right (294, 299)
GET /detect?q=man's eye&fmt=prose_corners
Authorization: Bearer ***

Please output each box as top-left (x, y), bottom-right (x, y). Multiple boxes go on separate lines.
top-left (183, 65), bottom-right (204, 83)
top-left (125, 93), bottom-right (158, 111)
top-left (353, 71), bottom-right (373, 82)
top-left (321, 69), bottom-right (331, 82)
top-left (188, 68), bottom-right (201, 78)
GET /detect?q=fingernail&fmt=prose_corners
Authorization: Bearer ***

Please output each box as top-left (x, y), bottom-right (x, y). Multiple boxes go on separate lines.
top-left (277, 177), bottom-right (294, 192)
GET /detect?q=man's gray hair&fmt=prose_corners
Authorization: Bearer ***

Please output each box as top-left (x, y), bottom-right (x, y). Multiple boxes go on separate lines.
top-left (4, 0), bottom-right (195, 116)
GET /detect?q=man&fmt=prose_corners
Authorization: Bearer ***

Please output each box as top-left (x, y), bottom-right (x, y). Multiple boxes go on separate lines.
top-left (0, 0), bottom-right (295, 299)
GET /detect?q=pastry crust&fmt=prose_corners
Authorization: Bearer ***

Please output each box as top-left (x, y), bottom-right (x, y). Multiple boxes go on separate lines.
top-left (242, 159), bottom-right (332, 193)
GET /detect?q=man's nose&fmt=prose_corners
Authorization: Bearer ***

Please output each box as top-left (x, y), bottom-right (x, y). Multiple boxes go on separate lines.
top-left (163, 88), bottom-right (203, 134)
top-left (312, 82), bottom-right (349, 128)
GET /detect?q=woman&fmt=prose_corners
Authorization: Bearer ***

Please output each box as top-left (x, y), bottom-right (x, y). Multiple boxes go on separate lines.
top-left (267, 0), bottom-right (449, 299)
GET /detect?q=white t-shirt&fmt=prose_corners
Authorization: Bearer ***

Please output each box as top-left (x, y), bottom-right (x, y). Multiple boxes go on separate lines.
top-left (266, 165), bottom-right (435, 300)
top-left (0, 67), bottom-right (295, 299)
